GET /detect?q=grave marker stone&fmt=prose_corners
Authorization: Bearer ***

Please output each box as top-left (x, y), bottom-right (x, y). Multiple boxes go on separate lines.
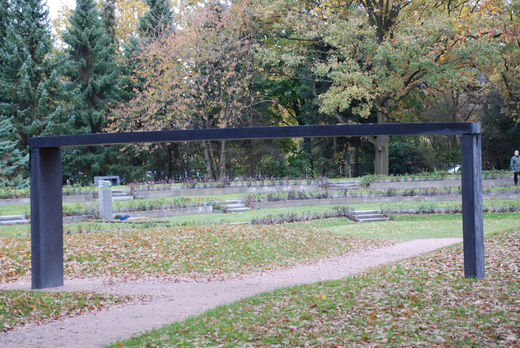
top-left (98, 180), bottom-right (113, 220)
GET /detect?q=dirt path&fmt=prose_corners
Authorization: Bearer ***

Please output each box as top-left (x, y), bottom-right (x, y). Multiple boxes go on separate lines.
top-left (0, 238), bottom-right (461, 348)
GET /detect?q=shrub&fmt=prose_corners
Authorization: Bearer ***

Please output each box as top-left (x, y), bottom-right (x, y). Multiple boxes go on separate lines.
top-left (389, 141), bottom-right (433, 175)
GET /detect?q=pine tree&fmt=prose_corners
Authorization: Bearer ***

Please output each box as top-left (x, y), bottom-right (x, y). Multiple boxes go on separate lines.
top-left (138, 0), bottom-right (173, 38)
top-left (0, 117), bottom-right (28, 188)
top-left (102, 0), bottom-right (117, 46)
top-left (0, 0), bottom-right (57, 149)
top-left (57, 0), bottom-right (122, 182)
top-left (61, 0), bottom-right (119, 134)
top-left (0, 1), bottom-right (8, 40)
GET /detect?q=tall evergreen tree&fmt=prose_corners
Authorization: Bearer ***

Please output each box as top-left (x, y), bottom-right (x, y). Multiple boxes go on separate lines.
top-left (0, 117), bottom-right (28, 188)
top-left (102, 0), bottom-right (117, 45)
top-left (138, 0), bottom-right (173, 38)
top-left (0, 0), bottom-right (57, 186)
top-left (59, 0), bottom-right (121, 181)
top-left (0, 0), bottom-right (58, 186)
top-left (61, 0), bottom-right (119, 134)
top-left (0, 1), bottom-right (8, 40)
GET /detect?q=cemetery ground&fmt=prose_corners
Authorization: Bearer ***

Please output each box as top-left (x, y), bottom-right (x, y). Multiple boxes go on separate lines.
top-left (0, 213), bottom-right (518, 346)
top-left (2, 199), bottom-right (520, 237)
top-left (0, 176), bottom-right (519, 346)
top-left (109, 228), bottom-right (520, 347)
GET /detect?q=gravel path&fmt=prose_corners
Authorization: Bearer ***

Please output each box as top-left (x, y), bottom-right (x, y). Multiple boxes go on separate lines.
top-left (0, 238), bottom-right (461, 348)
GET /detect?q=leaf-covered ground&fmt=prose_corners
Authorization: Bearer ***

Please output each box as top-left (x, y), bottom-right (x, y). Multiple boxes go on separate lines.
top-left (0, 224), bottom-right (391, 282)
top-left (112, 229), bottom-right (520, 347)
top-left (0, 290), bottom-right (129, 332)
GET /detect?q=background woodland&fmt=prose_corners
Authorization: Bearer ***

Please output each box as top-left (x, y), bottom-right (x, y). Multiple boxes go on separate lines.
top-left (0, 0), bottom-right (519, 186)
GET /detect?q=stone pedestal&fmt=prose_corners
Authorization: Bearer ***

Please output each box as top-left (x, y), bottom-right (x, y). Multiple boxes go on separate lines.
top-left (98, 181), bottom-right (113, 220)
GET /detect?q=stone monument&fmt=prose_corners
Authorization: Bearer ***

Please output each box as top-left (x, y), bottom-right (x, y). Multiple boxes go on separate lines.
top-left (98, 180), bottom-right (113, 220)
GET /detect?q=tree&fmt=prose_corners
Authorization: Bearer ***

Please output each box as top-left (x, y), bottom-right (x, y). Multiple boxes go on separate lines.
top-left (138, 0), bottom-right (173, 38)
top-left (53, 0), bottom-right (150, 49)
top-left (59, 0), bottom-right (121, 181)
top-left (481, 91), bottom-right (520, 170)
top-left (250, 0), bottom-right (351, 176)
top-left (116, 0), bottom-right (150, 41)
top-left (315, 1), bottom-right (472, 175)
top-left (102, 0), bottom-right (117, 44)
top-left (0, 117), bottom-right (28, 188)
top-left (61, 0), bottom-right (120, 134)
top-left (0, 0), bottom-right (58, 187)
top-left (0, 1), bottom-right (8, 40)
top-left (0, 0), bottom-right (58, 183)
top-left (466, 0), bottom-right (520, 119)
top-left (253, 0), bottom-right (490, 175)
top-left (109, 1), bottom-right (259, 179)
top-left (389, 140), bottom-right (432, 175)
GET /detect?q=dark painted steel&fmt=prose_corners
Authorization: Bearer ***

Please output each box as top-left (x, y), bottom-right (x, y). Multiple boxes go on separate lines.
top-left (461, 134), bottom-right (485, 278)
top-left (29, 123), bottom-right (481, 149)
top-left (29, 122), bottom-right (485, 289)
top-left (31, 147), bottom-right (64, 289)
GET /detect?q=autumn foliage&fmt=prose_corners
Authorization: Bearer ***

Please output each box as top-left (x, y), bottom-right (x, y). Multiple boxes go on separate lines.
top-left (108, 1), bottom-right (258, 132)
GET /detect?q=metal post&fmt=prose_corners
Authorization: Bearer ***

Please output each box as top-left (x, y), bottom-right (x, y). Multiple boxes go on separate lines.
top-left (30, 147), bottom-right (64, 289)
top-left (460, 134), bottom-right (485, 278)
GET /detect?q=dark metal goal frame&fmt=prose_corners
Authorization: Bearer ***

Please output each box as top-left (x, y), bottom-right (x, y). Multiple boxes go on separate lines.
top-left (29, 123), bottom-right (485, 289)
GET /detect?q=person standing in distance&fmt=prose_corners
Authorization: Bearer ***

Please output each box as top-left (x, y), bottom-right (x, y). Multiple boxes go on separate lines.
top-left (510, 150), bottom-right (520, 185)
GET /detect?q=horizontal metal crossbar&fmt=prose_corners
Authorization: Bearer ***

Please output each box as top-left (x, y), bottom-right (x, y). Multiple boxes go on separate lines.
top-left (29, 123), bottom-right (480, 149)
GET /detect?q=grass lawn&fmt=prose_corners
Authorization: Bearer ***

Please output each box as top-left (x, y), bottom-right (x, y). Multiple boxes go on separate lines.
top-left (0, 204), bottom-right (30, 217)
top-left (1, 199), bottom-right (519, 239)
top-left (14, 209), bottom-right (514, 283)
top-left (0, 192), bottom-right (249, 217)
top-left (0, 290), bottom-right (129, 332)
top-left (0, 224), bottom-right (28, 238)
top-left (2, 185), bottom-right (520, 217)
top-left (68, 200), bottom-right (520, 232)
top-left (0, 224), bottom-right (390, 282)
top-left (66, 208), bottom-right (520, 236)
top-left (111, 228), bottom-right (520, 347)
top-left (321, 212), bottom-right (520, 241)
top-left (0, 204), bottom-right (356, 237)
top-left (1, 213), bottom-right (518, 342)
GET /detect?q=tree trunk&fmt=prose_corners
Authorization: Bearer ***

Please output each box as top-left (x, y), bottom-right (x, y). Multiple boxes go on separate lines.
top-left (333, 137), bottom-right (337, 176)
top-left (354, 141), bottom-right (360, 177)
top-left (374, 111), bottom-right (389, 175)
top-left (303, 138), bottom-right (314, 176)
top-left (374, 135), bottom-right (389, 175)
top-left (208, 141), bottom-right (218, 178)
top-left (167, 143), bottom-right (174, 179)
top-left (219, 140), bottom-right (226, 180)
top-left (201, 140), bottom-right (213, 179)
top-left (249, 140), bottom-right (258, 177)
top-left (156, 146), bottom-right (163, 181)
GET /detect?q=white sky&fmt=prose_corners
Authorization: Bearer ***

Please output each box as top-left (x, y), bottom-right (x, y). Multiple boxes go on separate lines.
top-left (44, 0), bottom-right (76, 20)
